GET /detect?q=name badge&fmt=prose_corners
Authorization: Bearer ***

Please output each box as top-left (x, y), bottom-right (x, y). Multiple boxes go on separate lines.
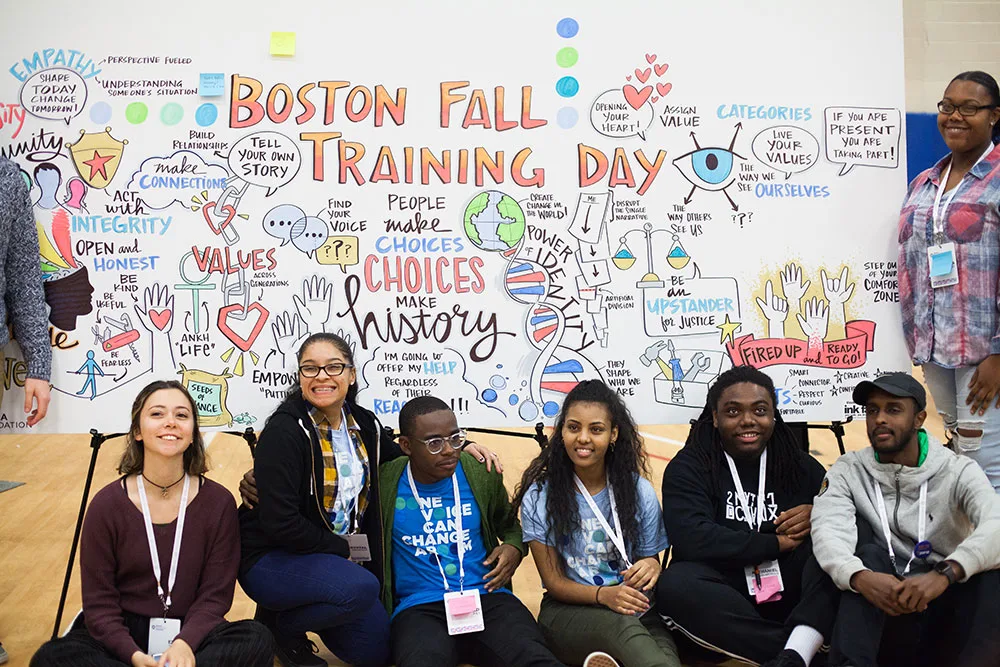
top-left (927, 243), bottom-right (959, 288)
top-left (148, 617), bottom-right (181, 657)
top-left (444, 589), bottom-right (485, 635)
top-left (744, 559), bottom-right (784, 604)
top-left (347, 533), bottom-right (371, 562)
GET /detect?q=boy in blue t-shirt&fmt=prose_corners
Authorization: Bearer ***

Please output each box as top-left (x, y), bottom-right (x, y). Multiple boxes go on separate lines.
top-left (378, 396), bottom-right (562, 667)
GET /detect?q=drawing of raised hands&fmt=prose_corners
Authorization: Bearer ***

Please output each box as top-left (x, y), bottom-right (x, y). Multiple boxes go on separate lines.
top-left (293, 275), bottom-right (335, 335)
top-left (755, 280), bottom-right (788, 339)
top-left (781, 263), bottom-right (811, 306)
top-left (821, 267), bottom-right (855, 340)
top-left (796, 297), bottom-right (829, 352)
top-left (272, 311), bottom-right (309, 371)
top-left (134, 283), bottom-right (176, 376)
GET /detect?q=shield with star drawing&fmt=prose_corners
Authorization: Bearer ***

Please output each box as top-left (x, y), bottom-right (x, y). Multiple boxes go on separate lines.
top-left (67, 127), bottom-right (128, 189)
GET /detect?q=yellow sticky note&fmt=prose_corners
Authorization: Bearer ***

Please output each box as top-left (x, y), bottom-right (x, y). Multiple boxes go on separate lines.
top-left (270, 32), bottom-right (296, 57)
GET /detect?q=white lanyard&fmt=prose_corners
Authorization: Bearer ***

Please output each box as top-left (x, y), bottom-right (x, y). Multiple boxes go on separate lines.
top-left (724, 448), bottom-right (768, 531)
top-left (333, 410), bottom-right (362, 533)
top-left (573, 475), bottom-right (633, 570)
top-left (406, 464), bottom-right (465, 591)
top-left (137, 474), bottom-right (191, 615)
top-left (873, 478), bottom-right (927, 576)
top-left (933, 143), bottom-right (994, 240)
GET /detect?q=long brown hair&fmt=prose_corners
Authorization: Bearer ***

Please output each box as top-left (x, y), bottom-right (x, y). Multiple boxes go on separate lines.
top-left (117, 380), bottom-right (209, 475)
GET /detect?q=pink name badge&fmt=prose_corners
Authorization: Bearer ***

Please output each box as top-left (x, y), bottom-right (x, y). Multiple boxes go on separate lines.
top-left (755, 576), bottom-right (783, 604)
top-left (446, 595), bottom-right (479, 615)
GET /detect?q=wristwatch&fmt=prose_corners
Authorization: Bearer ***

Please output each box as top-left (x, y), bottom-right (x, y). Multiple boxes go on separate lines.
top-left (934, 560), bottom-right (958, 585)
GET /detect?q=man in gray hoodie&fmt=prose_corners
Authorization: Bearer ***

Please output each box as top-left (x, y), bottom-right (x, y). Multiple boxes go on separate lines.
top-left (812, 372), bottom-right (1000, 667)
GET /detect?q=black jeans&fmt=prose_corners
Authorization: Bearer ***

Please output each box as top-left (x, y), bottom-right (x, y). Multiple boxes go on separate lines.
top-left (31, 614), bottom-right (273, 667)
top-left (390, 592), bottom-right (563, 667)
top-left (830, 541), bottom-right (1000, 667)
top-left (656, 539), bottom-right (839, 664)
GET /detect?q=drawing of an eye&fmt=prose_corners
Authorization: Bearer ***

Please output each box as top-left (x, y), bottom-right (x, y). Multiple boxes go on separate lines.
top-left (673, 146), bottom-right (744, 191)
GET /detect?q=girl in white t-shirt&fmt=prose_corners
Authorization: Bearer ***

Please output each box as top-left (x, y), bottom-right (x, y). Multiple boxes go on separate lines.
top-left (513, 379), bottom-right (680, 667)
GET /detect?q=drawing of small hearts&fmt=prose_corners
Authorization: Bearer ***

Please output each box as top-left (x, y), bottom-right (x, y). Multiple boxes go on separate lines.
top-left (149, 309), bottom-right (172, 331)
top-left (656, 82), bottom-right (672, 97)
top-left (651, 96), bottom-right (660, 104)
top-left (635, 68), bottom-right (651, 83)
top-left (645, 53), bottom-right (657, 64)
top-left (625, 75), bottom-right (632, 81)
top-left (623, 84), bottom-right (653, 110)
top-left (654, 63), bottom-right (669, 77)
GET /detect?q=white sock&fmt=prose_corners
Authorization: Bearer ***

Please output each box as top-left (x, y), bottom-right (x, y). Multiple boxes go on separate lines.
top-left (784, 625), bottom-right (824, 665)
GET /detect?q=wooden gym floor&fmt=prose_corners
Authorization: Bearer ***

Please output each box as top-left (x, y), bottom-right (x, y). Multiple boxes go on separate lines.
top-left (0, 378), bottom-right (949, 667)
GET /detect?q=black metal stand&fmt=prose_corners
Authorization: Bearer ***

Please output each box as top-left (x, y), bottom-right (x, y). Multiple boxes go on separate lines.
top-left (805, 418), bottom-right (852, 456)
top-left (466, 422), bottom-right (548, 449)
top-left (52, 429), bottom-right (126, 640)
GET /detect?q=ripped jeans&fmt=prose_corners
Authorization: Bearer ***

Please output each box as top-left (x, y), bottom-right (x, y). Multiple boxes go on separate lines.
top-left (922, 362), bottom-right (1000, 492)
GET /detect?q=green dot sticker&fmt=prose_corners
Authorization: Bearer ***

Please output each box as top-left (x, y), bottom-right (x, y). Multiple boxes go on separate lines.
top-left (433, 507), bottom-right (446, 519)
top-left (556, 47), bottom-right (579, 68)
top-left (160, 102), bottom-right (184, 125)
top-left (340, 464), bottom-right (353, 477)
top-left (445, 563), bottom-right (458, 576)
top-left (395, 498), bottom-right (406, 510)
top-left (592, 530), bottom-right (606, 543)
top-left (406, 497), bottom-right (419, 511)
top-left (125, 102), bottom-right (148, 124)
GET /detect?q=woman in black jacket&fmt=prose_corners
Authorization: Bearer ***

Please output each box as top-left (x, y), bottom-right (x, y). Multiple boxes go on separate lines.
top-left (239, 332), bottom-right (497, 667)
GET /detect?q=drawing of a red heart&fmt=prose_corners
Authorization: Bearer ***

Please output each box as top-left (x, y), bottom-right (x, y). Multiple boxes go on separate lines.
top-left (202, 201), bottom-right (237, 236)
top-left (149, 309), bottom-right (172, 331)
top-left (654, 63), bottom-right (669, 77)
top-left (651, 96), bottom-right (660, 104)
top-left (217, 303), bottom-right (269, 352)
top-left (645, 53), bottom-right (657, 64)
top-left (625, 75), bottom-right (632, 81)
top-left (635, 67), bottom-right (651, 83)
top-left (623, 85), bottom-right (653, 110)
top-left (656, 82), bottom-right (673, 97)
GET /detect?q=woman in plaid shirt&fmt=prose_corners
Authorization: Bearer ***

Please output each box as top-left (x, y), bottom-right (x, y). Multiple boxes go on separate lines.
top-left (897, 71), bottom-right (1000, 491)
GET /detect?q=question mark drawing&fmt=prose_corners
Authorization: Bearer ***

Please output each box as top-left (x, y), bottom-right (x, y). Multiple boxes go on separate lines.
top-left (332, 239), bottom-right (344, 259)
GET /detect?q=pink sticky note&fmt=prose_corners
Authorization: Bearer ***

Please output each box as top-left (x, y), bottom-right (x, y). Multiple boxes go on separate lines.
top-left (447, 595), bottom-right (478, 615)
top-left (755, 576), bottom-right (783, 604)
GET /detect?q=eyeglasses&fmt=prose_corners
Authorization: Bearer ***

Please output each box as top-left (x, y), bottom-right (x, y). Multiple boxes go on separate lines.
top-left (414, 430), bottom-right (467, 455)
top-left (298, 363), bottom-right (354, 378)
top-left (937, 101), bottom-right (997, 116)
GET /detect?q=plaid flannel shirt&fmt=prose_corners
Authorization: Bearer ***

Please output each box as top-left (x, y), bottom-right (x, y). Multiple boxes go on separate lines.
top-left (310, 405), bottom-right (370, 529)
top-left (898, 143), bottom-right (1000, 368)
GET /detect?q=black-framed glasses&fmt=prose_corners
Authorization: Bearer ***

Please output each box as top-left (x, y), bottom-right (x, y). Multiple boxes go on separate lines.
top-left (415, 429), bottom-right (467, 455)
top-left (937, 100), bottom-right (997, 116)
top-left (298, 362), bottom-right (354, 378)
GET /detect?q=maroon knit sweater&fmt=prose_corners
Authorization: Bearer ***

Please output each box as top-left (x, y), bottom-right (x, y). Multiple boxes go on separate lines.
top-left (80, 476), bottom-right (239, 662)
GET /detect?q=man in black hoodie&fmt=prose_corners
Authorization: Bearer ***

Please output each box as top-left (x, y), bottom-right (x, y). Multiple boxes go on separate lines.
top-left (656, 366), bottom-right (839, 667)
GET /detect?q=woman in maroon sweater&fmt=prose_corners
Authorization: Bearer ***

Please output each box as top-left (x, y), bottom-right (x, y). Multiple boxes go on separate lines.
top-left (32, 380), bottom-right (273, 667)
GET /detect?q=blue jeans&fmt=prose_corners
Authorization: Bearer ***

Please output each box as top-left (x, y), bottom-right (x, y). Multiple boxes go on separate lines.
top-left (241, 551), bottom-right (390, 667)
top-left (922, 363), bottom-right (1000, 491)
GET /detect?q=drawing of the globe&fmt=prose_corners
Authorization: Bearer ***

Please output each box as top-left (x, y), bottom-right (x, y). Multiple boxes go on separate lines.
top-left (463, 190), bottom-right (526, 251)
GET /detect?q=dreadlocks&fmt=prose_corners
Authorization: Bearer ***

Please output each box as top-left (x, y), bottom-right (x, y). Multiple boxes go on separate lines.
top-left (685, 365), bottom-right (811, 497)
top-left (512, 379), bottom-right (650, 562)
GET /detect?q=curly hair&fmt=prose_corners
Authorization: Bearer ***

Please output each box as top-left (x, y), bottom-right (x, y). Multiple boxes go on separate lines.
top-left (684, 365), bottom-right (809, 496)
top-left (512, 379), bottom-right (650, 564)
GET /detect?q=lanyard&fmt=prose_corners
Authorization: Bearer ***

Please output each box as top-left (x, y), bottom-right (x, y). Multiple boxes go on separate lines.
top-left (573, 475), bottom-right (633, 570)
top-left (873, 478), bottom-right (928, 576)
top-left (724, 448), bottom-right (768, 531)
top-left (406, 463), bottom-right (465, 591)
top-left (137, 473), bottom-right (191, 615)
top-left (333, 409), bottom-right (362, 533)
top-left (933, 142), bottom-right (994, 240)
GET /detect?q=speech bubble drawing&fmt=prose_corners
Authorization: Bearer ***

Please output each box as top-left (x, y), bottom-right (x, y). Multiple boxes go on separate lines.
top-left (751, 125), bottom-right (820, 179)
top-left (262, 204), bottom-right (306, 246)
top-left (317, 235), bottom-right (360, 272)
top-left (19, 67), bottom-right (87, 124)
top-left (228, 131), bottom-right (301, 195)
top-left (590, 89), bottom-right (654, 141)
top-left (290, 216), bottom-right (329, 258)
top-left (127, 151), bottom-right (230, 209)
top-left (824, 107), bottom-right (901, 176)
top-left (356, 345), bottom-right (506, 427)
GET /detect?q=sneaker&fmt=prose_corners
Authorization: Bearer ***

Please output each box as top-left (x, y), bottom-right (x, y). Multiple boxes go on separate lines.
top-left (761, 649), bottom-right (807, 667)
top-left (0, 641), bottom-right (8, 665)
top-left (274, 636), bottom-right (327, 667)
top-left (583, 652), bottom-right (620, 667)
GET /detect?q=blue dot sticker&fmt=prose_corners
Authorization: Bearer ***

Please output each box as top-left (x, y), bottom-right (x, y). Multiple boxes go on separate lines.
top-left (555, 77), bottom-right (580, 98)
top-left (557, 107), bottom-right (579, 129)
top-left (195, 103), bottom-right (218, 127)
top-left (89, 101), bottom-right (112, 124)
top-left (556, 18), bottom-right (579, 38)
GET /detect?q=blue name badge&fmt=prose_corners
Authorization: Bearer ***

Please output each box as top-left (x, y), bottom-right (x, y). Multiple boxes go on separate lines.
top-left (927, 243), bottom-right (958, 288)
